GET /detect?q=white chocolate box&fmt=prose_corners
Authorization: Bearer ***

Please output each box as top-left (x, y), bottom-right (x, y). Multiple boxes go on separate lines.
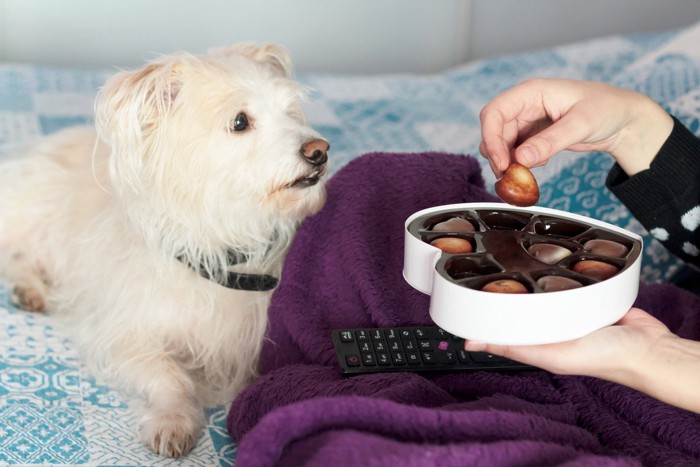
top-left (403, 203), bottom-right (643, 345)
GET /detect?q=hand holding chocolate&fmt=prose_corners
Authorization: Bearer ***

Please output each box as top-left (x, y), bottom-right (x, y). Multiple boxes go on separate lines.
top-left (494, 163), bottom-right (540, 207)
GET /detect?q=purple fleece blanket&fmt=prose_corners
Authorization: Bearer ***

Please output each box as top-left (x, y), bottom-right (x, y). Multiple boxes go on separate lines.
top-left (228, 152), bottom-right (700, 467)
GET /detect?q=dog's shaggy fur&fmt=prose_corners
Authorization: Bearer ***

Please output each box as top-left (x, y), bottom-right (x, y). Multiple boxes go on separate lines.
top-left (0, 43), bottom-right (328, 457)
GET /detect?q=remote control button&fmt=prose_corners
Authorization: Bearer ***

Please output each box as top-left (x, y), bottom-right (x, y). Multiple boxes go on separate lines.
top-left (421, 352), bottom-right (437, 364)
top-left (418, 340), bottom-right (433, 351)
top-left (414, 328), bottom-right (430, 339)
top-left (370, 329), bottom-right (383, 340)
top-left (434, 351), bottom-right (457, 365)
top-left (356, 330), bottom-right (369, 341)
top-left (345, 355), bottom-right (361, 367)
top-left (388, 339), bottom-right (401, 352)
top-left (362, 353), bottom-right (376, 366)
top-left (339, 331), bottom-right (354, 342)
top-left (385, 329), bottom-right (399, 340)
top-left (392, 352), bottom-right (407, 365)
top-left (437, 340), bottom-right (449, 351)
top-left (359, 342), bottom-right (371, 353)
top-left (377, 352), bottom-right (391, 366)
top-left (399, 329), bottom-right (412, 340)
top-left (406, 352), bottom-right (421, 365)
top-left (457, 349), bottom-right (471, 363)
top-left (403, 339), bottom-right (417, 351)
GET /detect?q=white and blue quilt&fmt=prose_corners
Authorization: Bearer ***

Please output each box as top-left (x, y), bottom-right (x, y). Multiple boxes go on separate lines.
top-left (1, 22), bottom-right (699, 466)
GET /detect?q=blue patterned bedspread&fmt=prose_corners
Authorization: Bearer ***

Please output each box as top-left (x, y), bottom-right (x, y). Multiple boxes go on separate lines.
top-left (1, 22), bottom-right (699, 466)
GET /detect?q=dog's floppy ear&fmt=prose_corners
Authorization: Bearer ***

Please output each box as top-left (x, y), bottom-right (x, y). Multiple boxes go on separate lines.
top-left (95, 57), bottom-right (184, 192)
top-left (209, 43), bottom-right (294, 78)
top-left (96, 58), bottom-right (182, 140)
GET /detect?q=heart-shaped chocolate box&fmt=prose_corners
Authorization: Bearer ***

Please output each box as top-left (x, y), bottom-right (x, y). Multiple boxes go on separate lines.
top-left (403, 203), bottom-right (642, 345)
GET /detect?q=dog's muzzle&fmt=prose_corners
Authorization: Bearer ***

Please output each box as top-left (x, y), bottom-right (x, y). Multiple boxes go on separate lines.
top-left (288, 139), bottom-right (330, 188)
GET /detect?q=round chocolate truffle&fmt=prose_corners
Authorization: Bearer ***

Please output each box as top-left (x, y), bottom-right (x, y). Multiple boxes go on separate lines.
top-left (572, 260), bottom-right (619, 281)
top-left (481, 279), bottom-right (529, 294)
top-left (583, 239), bottom-right (629, 258)
top-left (432, 217), bottom-right (475, 233)
top-left (430, 237), bottom-right (473, 254)
top-left (536, 275), bottom-right (583, 292)
top-left (527, 243), bottom-right (572, 265)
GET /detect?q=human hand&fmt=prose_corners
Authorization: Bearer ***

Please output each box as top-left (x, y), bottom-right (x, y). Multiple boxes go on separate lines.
top-left (465, 307), bottom-right (700, 413)
top-left (478, 78), bottom-right (674, 177)
top-left (464, 307), bottom-right (671, 383)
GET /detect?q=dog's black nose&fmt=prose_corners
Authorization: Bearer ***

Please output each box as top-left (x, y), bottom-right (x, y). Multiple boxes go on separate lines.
top-left (301, 139), bottom-right (329, 166)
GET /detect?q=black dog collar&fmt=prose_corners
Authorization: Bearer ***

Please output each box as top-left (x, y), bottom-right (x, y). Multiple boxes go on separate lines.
top-left (177, 250), bottom-right (279, 291)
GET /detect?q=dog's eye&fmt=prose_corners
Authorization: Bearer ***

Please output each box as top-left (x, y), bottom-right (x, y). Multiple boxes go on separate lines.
top-left (229, 112), bottom-right (249, 132)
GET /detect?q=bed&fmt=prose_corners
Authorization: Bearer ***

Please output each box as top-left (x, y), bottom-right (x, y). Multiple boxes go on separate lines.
top-left (1, 21), bottom-right (699, 466)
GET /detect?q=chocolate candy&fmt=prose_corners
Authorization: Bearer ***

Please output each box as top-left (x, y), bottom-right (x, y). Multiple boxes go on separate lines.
top-left (536, 276), bottom-right (583, 292)
top-left (430, 237), bottom-right (473, 254)
top-left (494, 163), bottom-right (540, 207)
top-left (481, 279), bottom-right (529, 294)
top-left (527, 243), bottom-right (572, 265)
top-left (572, 260), bottom-right (619, 281)
top-left (432, 217), bottom-right (475, 232)
top-left (410, 207), bottom-right (640, 294)
top-left (583, 239), bottom-right (628, 258)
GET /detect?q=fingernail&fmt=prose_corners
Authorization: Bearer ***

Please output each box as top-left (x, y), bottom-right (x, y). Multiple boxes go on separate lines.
top-left (519, 145), bottom-right (538, 166)
top-left (489, 160), bottom-right (502, 178)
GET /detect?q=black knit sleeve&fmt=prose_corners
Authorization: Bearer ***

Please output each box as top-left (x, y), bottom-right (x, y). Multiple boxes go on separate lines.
top-left (606, 116), bottom-right (700, 267)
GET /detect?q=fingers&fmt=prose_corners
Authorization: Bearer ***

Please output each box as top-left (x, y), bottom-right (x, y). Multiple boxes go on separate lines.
top-left (480, 78), bottom-right (603, 173)
top-left (464, 339), bottom-right (513, 360)
top-left (464, 340), bottom-right (487, 352)
top-left (513, 110), bottom-right (593, 166)
top-left (479, 108), bottom-right (513, 174)
top-left (479, 79), bottom-right (559, 172)
top-left (464, 338), bottom-right (573, 375)
top-left (478, 139), bottom-right (507, 176)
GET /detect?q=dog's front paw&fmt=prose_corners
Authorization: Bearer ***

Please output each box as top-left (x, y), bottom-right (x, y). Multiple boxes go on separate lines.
top-left (140, 410), bottom-right (203, 458)
top-left (12, 285), bottom-right (46, 312)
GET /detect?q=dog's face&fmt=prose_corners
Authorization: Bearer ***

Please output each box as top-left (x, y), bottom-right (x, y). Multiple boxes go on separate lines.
top-left (95, 44), bottom-right (328, 250)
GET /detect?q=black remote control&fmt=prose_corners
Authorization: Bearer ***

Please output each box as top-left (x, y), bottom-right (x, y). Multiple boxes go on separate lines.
top-left (333, 326), bottom-right (535, 375)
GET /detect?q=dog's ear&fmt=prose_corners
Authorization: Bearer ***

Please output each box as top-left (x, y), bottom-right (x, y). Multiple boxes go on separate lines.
top-left (96, 58), bottom-right (182, 139)
top-left (95, 57), bottom-right (184, 191)
top-left (209, 43), bottom-right (294, 78)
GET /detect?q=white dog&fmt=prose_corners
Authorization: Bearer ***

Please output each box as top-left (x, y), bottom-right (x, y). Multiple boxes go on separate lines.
top-left (0, 43), bottom-right (328, 457)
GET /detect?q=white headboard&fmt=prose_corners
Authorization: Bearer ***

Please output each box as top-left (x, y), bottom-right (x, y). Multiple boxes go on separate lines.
top-left (1, 0), bottom-right (699, 74)
top-left (0, 0), bottom-right (470, 73)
